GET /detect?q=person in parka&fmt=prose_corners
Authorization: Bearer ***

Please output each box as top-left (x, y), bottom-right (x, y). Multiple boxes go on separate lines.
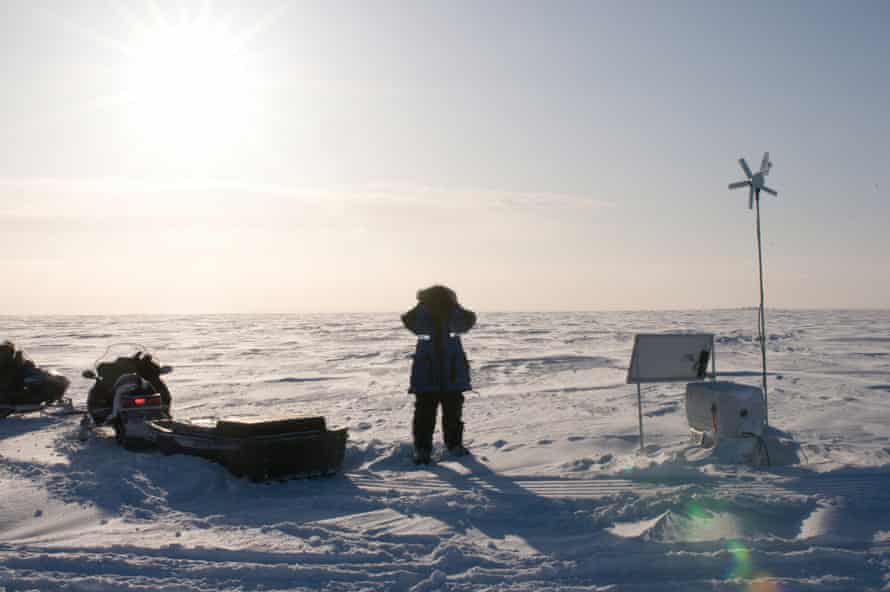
top-left (402, 285), bottom-right (476, 464)
top-left (0, 341), bottom-right (38, 395)
top-left (0, 341), bottom-right (46, 403)
top-left (0, 340), bottom-right (19, 396)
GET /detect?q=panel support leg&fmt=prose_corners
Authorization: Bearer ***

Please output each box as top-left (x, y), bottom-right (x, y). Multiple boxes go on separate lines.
top-left (637, 382), bottom-right (644, 453)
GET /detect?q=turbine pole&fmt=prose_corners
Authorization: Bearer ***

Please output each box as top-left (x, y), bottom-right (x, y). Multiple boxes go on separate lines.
top-left (754, 188), bottom-right (769, 426)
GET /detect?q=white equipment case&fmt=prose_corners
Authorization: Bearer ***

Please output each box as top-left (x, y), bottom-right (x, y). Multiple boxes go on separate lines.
top-left (686, 381), bottom-right (764, 440)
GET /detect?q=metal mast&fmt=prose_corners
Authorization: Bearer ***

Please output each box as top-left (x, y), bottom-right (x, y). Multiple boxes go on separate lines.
top-left (728, 152), bottom-right (778, 426)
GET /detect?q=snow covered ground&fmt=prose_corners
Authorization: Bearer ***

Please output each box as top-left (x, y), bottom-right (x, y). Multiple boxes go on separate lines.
top-left (2, 310), bottom-right (890, 591)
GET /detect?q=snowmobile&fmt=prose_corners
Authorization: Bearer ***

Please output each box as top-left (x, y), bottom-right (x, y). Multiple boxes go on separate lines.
top-left (78, 345), bottom-right (347, 478)
top-left (147, 415), bottom-right (348, 481)
top-left (0, 342), bottom-right (72, 418)
top-left (80, 347), bottom-right (172, 448)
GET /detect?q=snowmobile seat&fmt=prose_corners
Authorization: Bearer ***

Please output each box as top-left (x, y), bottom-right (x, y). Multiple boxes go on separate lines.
top-left (97, 357), bottom-right (141, 387)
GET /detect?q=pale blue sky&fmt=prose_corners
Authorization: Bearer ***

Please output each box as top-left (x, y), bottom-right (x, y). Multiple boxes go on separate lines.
top-left (1, 1), bottom-right (888, 313)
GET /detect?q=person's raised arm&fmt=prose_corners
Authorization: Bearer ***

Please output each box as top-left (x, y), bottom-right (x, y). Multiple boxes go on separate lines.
top-left (401, 305), bottom-right (421, 335)
top-left (451, 307), bottom-right (476, 333)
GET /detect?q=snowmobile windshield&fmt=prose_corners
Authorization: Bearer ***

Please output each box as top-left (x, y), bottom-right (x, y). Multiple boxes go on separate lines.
top-left (93, 343), bottom-right (149, 368)
top-left (93, 344), bottom-right (168, 384)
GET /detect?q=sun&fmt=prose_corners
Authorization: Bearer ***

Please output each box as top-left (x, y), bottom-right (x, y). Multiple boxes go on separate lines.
top-left (115, 11), bottom-right (262, 158)
top-left (42, 3), bottom-right (287, 164)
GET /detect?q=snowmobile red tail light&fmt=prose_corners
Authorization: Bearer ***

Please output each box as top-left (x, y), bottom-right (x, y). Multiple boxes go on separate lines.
top-left (123, 395), bottom-right (162, 408)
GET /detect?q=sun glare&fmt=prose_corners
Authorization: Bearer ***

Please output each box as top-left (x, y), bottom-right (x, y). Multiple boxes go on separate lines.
top-left (118, 16), bottom-right (258, 155)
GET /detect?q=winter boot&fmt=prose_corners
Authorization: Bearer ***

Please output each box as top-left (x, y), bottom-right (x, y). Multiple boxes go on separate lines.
top-left (445, 445), bottom-right (470, 458)
top-left (413, 447), bottom-right (432, 465)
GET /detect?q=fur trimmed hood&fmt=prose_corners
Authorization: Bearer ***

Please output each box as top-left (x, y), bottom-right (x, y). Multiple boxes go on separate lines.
top-left (402, 285), bottom-right (476, 336)
top-left (416, 285), bottom-right (458, 326)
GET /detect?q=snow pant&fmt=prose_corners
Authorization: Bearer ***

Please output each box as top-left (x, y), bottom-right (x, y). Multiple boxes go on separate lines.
top-left (412, 392), bottom-right (464, 452)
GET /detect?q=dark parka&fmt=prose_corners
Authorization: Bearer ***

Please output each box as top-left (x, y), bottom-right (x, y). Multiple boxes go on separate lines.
top-left (0, 342), bottom-right (36, 396)
top-left (402, 286), bottom-right (476, 394)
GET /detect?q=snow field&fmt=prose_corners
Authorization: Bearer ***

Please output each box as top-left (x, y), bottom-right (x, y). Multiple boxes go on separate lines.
top-left (2, 311), bottom-right (890, 590)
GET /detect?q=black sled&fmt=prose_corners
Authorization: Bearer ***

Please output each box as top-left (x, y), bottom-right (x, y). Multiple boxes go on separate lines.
top-left (147, 416), bottom-right (348, 481)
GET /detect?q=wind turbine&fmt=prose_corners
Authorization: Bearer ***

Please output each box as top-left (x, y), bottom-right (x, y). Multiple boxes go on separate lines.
top-left (729, 152), bottom-right (778, 427)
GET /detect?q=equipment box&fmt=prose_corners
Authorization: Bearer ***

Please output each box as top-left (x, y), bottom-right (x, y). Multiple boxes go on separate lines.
top-left (686, 381), bottom-right (764, 439)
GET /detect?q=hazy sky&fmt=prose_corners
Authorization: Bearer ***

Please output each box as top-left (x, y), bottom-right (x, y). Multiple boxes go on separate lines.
top-left (2, 0), bottom-right (888, 314)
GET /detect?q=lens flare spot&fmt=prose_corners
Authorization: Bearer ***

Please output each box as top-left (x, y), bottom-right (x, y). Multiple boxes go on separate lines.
top-left (727, 539), bottom-right (752, 579)
top-left (748, 577), bottom-right (782, 592)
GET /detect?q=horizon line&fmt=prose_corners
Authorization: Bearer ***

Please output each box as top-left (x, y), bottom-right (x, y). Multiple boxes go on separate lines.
top-left (2, 306), bottom-right (889, 318)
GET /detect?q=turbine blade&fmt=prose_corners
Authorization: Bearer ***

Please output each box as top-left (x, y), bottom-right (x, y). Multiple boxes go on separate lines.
top-left (761, 186), bottom-right (778, 196)
top-left (748, 186), bottom-right (754, 209)
top-left (728, 181), bottom-right (749, 190)
top-left (739, 158), bottom-right (753, 179)
top-left (760, 152), bottom-right (770, 174)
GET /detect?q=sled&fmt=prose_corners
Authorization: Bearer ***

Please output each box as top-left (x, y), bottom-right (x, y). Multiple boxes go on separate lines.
top-left (147, 415), bottom-right (347, 481)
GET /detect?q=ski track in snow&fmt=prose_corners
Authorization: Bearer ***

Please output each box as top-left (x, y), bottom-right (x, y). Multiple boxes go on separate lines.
top-left (2, 310), bottom-right (890, 590)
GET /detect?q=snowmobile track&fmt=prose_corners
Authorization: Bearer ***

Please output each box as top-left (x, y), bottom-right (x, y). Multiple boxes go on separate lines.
top-left (349, 471), bottom-right (890, 503)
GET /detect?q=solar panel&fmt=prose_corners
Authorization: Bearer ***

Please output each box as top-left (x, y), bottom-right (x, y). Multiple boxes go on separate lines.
top-left (626, 333), bottom-right (715, 384)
